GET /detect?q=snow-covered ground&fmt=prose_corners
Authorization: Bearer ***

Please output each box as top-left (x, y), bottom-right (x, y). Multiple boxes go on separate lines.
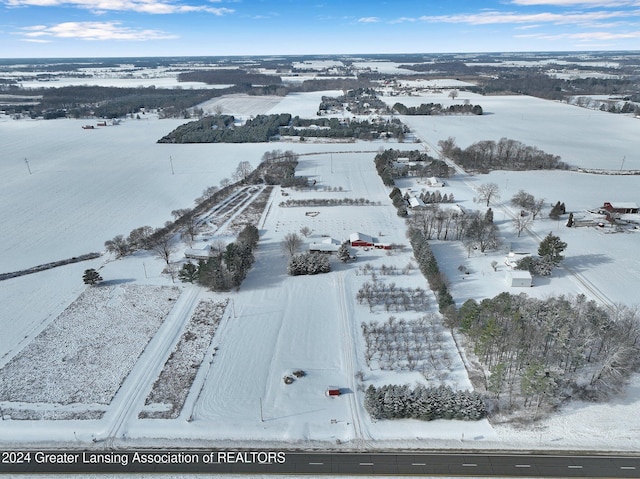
top-left (1, 88), bottom-right (640, 453)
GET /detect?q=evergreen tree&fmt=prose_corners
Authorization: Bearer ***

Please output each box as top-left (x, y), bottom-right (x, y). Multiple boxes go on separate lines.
top-left (538, 232), bottom-right (567, 266)
top-left (566, 212), bottom-right (574, 227)
top-left (178, 262), bottom-right (199, 283)
top-left (82, 268), bottom-right (103, 286)
top-left (484, 207), bottom-right (494, 224)
top-left (337, 243), bottom-right (352, 263)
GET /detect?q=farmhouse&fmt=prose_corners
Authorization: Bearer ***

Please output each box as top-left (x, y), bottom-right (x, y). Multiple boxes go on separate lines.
top-left (602, 202), bottom-right (639, 214)
top-left (506, 269), bottom-right (533, 288)
top-left (309, 238), bottom-right (342, 254)
top-left (184, 247), bottom-right (213, 260)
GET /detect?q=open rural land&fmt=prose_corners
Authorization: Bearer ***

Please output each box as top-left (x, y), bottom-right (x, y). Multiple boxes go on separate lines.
top-left (1, 52), bottom-right (640, 464)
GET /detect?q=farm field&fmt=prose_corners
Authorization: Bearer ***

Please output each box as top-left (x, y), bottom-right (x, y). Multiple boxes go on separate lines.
top-left (1, 86), bottom-right (640, 452)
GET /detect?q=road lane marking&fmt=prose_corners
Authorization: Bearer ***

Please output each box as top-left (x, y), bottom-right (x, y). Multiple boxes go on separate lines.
top-left (515, 464), bottom-right (531, 468)
top-left (412, 463), bottom-right (426, 466)
top-left (359, 462), bottom-right (374, 466)
top-left (620, 466), bottom-right (636, 470)
top-left (462, 463), bottom-right (477, 467)
top-left (568, 465), bottom-right (583, 469)
top-left (308, 462), bottom-right (324, 466)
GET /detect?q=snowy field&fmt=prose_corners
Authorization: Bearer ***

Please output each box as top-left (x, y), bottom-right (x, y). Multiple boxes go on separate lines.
top-left (383, 90), bottom-right (640, 170)
top-left (1, 88), bottom-right (640, 453)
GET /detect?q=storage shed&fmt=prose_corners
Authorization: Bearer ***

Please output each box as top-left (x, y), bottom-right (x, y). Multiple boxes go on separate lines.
top-left (506, 270), bottom-right (532, 287)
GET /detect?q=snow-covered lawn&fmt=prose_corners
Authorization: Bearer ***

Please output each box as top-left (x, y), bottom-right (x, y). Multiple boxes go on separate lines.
top-left (383, 90), bottom-right (640, 170)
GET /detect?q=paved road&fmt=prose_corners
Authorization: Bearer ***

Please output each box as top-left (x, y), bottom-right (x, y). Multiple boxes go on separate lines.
top-left (5, 450), bottom-right (639, 476)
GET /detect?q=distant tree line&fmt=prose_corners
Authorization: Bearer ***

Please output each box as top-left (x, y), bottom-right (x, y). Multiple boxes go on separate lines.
top-left (158, 114), bottom-right (292, 143)
top-left (281, 116), bottom-right (408, 140)
top-left (364, 384), bottom-right (486, 421)
top-left (7, 85), bottom-right (217, 119)
top-left (439, 137), bottom-right (569, 173)
top-left (178, 69), bottom-right (282, 86)
top-left (392, 102), bottom-right (483, 115)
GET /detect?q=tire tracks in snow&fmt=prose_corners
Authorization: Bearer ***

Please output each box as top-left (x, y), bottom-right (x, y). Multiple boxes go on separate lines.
top-left (97, 286), bottom-right (202, 445)
top-left (336, 271), bottom-right (373, 449)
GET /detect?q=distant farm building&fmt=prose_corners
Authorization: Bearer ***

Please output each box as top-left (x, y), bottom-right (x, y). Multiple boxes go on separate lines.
top-left (426, 177), bottom-right (445, 187)
top-left (506, 269), bottom-right (533, 287)
top-left (602, 202), bottom-right (639, 215)
top-left (325, 387), bottom-right (341, 397)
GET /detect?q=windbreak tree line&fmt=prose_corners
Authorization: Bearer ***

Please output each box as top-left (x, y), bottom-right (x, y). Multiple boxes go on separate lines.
top-left (365, 384), bottom-right (486, 421)
top-left (456, 293), bottom-right (640, 411)
top-left (439, 137), bottom-right (570, 173)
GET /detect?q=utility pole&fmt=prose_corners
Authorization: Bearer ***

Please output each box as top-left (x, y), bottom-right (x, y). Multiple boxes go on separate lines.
top-left (259, 397), bottom-right (264, 422)
top-left (170, 156), bottom-right (175, 175)
top-left (24, 158), bottom-right (32, 175)
top-left (620, 156), bottom-right (625, 171)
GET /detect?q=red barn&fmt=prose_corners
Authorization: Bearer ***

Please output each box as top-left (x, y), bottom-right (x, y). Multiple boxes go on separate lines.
top-left (602, 202), bottom-right (639, 214)
top-left (349, 232), bottom-right (376, 247)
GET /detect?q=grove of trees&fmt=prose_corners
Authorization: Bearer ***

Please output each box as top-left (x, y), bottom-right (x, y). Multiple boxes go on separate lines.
top-left (439, 137), bottom-right (569, 173)
top-left (455, 293), bottom-right (640, 415)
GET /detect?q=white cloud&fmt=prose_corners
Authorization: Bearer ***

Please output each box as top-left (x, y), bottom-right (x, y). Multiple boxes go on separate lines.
top-left (415, 10), bottom-right (639, 25)
top-left (357, 17), bottom-right (380, 23)
top-left (516, 29), bottom-right (640, 39)
top-left (4, 0), bottom-right (234, 15)
top-left (511, 1), bottom-right (640, 7)
top-left (18, 21), bottom-right (178, 40)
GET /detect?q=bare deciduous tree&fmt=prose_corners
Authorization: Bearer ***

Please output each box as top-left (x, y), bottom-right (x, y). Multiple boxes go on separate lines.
top-left (282, 232), bottom-right (302, 256)
top-left (476, 182), bottom-right (500, 207)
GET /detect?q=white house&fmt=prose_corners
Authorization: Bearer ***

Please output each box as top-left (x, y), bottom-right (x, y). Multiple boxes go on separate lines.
top-left (184, 247), bottom-right (213, 260)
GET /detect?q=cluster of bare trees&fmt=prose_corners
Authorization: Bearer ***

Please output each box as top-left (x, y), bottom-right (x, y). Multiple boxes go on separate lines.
top-left (361, 315), bottom-right (453, 376)
top-left (456, 293), bottom-right (640, 417)
top-left (357, 262), bottom-right (414, 277)
top-left (356, 280), bottom-right (428, 313)
top-left (407, 206), bottom-right (499, 253)
top-left (439, 137), bottom-right (569, 173)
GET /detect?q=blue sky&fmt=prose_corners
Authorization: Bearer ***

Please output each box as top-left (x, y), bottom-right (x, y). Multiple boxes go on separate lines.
top-left (1, 0), bottom-right (640, 58)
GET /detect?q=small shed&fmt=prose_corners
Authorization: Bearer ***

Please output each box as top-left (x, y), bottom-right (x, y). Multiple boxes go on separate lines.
top-left (326, 387), bottom-right (341, 397)
top-left (426, 177), bottom-right (445, 187)
top-left (408, 196), bottom-right (425, 208)
top-left (506, 270), bottom-right (532, 287)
